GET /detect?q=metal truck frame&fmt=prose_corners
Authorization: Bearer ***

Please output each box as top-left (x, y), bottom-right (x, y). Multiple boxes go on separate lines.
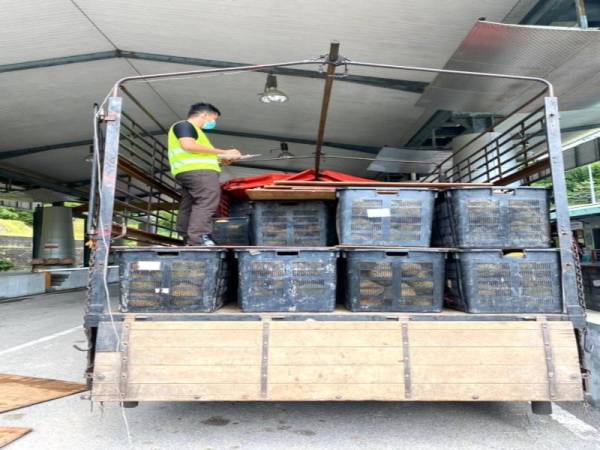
top-left (85, 43), bottom-right (587, 412)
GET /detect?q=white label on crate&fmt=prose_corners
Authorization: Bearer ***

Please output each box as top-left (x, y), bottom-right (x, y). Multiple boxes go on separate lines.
top-left (367, 208), bottom-right (391, 218)
top-left (593, 280), bottom-right (600, 288)
top-left (154, 287), bottom-right (170, 294)
top-left (136, 261), bottom-right (161, 271)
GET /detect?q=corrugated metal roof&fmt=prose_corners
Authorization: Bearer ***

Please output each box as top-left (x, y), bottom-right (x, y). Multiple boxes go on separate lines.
top-left (416, 21), bottom-right (600, 113)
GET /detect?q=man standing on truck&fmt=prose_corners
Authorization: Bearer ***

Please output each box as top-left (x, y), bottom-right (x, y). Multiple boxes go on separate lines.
top-left (168, 102), bottom-right (242, 246)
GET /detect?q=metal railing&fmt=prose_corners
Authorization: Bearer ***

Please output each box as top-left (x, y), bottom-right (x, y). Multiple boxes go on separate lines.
top-left (423, 98), bottom-right (553, 186)
top-left (89, 101), bottom-right (181, 246)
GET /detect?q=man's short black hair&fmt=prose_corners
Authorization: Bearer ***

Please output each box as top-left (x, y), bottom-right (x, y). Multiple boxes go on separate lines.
top-left (188, 102), bottom-right (221, 118)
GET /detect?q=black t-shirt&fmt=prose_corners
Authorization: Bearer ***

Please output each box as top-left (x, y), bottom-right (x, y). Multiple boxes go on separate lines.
top-left (173, 121), bottom-right (198, 140)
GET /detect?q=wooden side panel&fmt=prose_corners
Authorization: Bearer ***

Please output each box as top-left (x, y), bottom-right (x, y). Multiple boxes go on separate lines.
top-left (91, 319), bottom-right (584, 403)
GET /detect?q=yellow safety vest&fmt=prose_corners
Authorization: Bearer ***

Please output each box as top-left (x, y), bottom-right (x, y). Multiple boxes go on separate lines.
top-left (168, 121), bottom-right (220, 175)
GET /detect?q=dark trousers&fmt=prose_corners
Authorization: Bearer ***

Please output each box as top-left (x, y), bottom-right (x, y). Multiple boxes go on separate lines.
top-left (175, 170), bottom-right (221, 244)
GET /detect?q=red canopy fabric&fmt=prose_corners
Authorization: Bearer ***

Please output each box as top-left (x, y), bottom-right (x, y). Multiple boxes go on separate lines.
top-left (221, 169), bottom-right (372, 200)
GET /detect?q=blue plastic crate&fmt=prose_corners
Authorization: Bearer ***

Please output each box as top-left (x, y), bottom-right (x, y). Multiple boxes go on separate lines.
top-left (117, 248), bottom-right (228, 312)
top-left (250, 201), bottom-right (331, 246)
top-left (235, 248), bottom-right (338, 312)
top-left (337, 188), bottom-right (436, 246)
top-left (433, 187), bottom-right (551, 248)
top-left (445, 249), bottom-right (562, 313)
top-left (342, 249), bottom-right (446, 312)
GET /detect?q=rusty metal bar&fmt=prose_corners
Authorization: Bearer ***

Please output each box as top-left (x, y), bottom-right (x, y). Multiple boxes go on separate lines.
top-left (314, 41), bottom-right (340, 178)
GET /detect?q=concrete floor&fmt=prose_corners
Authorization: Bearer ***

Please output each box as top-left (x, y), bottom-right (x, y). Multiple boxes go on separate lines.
top-left (3, 291), bottom-right (600, 450)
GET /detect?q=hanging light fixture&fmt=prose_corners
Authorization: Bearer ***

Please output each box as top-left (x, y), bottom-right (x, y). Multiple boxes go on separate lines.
top-left (259, 74), bottom-right (288, 103)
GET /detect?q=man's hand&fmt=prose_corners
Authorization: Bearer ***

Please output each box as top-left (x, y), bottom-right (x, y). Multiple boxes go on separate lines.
top-left (220, 149), bottom-right (242, 161)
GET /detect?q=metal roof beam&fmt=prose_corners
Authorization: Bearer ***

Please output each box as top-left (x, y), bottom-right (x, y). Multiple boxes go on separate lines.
top-left (0, 166), bottom-right (87, 199)
top-left (0, 50), bottom-right (428, 94)
top-left (0, 129), bottom-right (381, 161)
top-left (0, 51), bottom-right (119, 74)
top-left (405, 110), bottom-right (454, 147)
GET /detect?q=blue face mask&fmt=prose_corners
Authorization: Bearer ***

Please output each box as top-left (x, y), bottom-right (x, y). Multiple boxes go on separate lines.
top-left (202, 120), bottom-right (217, 130)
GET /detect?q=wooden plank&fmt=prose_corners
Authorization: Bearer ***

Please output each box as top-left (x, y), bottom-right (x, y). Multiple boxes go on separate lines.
top-left (96, 365), bottom-right (261, 384)
top-left (269, 365), bottom-right (404, 384)
top-left (411, 364), bottom-right (579, 384)
top-left (268, 321), bottom-right (573, 331)
top-left (0, 427), bottom-right (32, 449)
top-left (0, 374), bottom-right (87, 413)
top-left (410, 383), bottom-right (582, 402)
top-left (269, 329), bottom-right (404, 347)
top-left (267, 383), bottom-right (406, 401)
top-left (273, 180), bottom-right (493, 188)
top-left (92, 383), bottom-right (261, 401)
top-left (129, 329), bottom-right (262, 347)
top-left (269, 329), bottom-right (572, 347)
top-left (268, 346), bottom-right (578, 367)
top-left (91, 382), bottom-right (582, 402)
top-left (247, 189), bottom-right (336, 201)
top-left (129, 347), bottom-right (261, 365)
top-left (131, 322), bottom-right (263, 330)
top-left (270, 347), bottom-right (404, 365)
top-left (410, 346), bottom-right (578, 366)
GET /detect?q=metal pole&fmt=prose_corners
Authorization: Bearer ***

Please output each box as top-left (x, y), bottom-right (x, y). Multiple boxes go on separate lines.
top-left (544, 96), bottom-right (586, 329)
top-left (589, 163), bottom-right (596, 204)
top-left (575, 0), bottom-right (589, 29)
top-left (314, 41), bottom-right (340, 179)
top-left (87, 104), bottom-right (100, 235)
top-left (87, 96), bottom-right (123, 324)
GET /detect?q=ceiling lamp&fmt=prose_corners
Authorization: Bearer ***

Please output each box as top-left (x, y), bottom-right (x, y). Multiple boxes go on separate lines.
top-left (259, 74), bottom-right (288, 103)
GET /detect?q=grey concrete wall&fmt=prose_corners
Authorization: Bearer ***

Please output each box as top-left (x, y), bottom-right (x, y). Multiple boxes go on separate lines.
top-left (45, 266), bottom-right (118, 292)
top-left (0, 272), bottom-right (46, 299)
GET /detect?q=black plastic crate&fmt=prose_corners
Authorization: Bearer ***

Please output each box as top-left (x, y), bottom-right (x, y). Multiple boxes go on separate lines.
top-left (250, 201), bottom-right (331, 246)
top-left (337, 188), bottom-right (436, 246)
top-left (445, 249), bottom-right (562, 313)
top-left (117, 248), bottom-right (228, 312)
top-left (229, 200), bottom-right (251, 217)
top-left (235, 248), bottom-right (338, 312)
top-left (212, 217), bottom-right (250, 245)
top-left (433, 187), bottom-right (551, 248)
top-left (342, 249), bottom-right (446, 312)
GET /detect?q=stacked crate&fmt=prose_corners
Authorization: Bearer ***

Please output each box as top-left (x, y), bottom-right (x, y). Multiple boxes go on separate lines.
top-left (237, 200), bottom-right (338, 312)
top-left (117, 247), bottom-right (229, 313)
top-left (337, 188), bottom-right (446, 312)
top-left (433, 187), bottom-right (561, 313)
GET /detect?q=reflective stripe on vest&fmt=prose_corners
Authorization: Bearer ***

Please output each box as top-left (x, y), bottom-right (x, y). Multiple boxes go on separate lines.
top-left (168, 121), bottom-right (220, 175)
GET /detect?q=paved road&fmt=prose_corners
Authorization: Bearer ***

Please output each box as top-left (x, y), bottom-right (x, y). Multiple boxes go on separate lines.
top-left (2, 290), bottom-right (600, 450)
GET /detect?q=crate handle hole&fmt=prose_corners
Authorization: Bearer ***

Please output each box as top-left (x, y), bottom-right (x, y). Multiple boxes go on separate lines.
top-left (154, 251), bottom-right (180, 257)
top-left (502, 249), bottom-right (525, 256)
top-left (385, 252), bottom-right (408, 256)
top-left (492, 189), bottom-right (515, 195)
top-left (375, 190), bottom-right (400, 195)
top-left (276, 251), bottom-right (299, 256)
